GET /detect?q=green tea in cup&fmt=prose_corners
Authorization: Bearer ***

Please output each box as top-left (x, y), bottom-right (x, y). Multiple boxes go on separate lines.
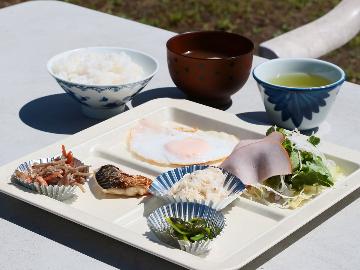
top-left (269, 73), bottom-right (332, 88)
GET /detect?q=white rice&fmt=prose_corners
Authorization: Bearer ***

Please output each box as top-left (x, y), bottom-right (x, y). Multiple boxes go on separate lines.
top-left (168, 167), bottom-right (229, 202)
top-left (52, 50), bottom-right (145, 85)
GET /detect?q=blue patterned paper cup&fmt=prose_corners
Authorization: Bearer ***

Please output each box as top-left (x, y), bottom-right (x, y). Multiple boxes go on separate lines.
top-left (147, 202), bottom-right (225, 255)
top-left (253, 58), bottom-right (345, 130)
top-left (12, 156), bottom-right (88, 201)
top-left (149, 165), bottom-right (245, 210)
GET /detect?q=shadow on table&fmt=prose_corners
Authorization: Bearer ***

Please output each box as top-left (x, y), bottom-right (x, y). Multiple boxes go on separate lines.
top-left (242, 184), bottom-right (360, 269)
top-left (2, 187), bottom-right (360, 270)
top-left (236, 111), bottom-right (272, 126)
top-left (19, 93), bottom-right (103, 135)
top-left (236, 111), bottom-right (319, 134)
top-left (131, 87), bottom-right (185, 107)
top-left (131, 87), bottom-right (234, 110)
top-left (0, 192), bottom-right (185, 270)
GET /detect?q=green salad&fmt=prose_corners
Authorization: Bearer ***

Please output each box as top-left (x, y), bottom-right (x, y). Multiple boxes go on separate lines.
top-left (243, 126), bottom-right (343, 209)
top-left (165, 217), bottom-right (221, 242)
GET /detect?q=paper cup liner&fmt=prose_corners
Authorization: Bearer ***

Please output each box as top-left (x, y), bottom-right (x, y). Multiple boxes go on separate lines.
top-left (12, 156), bottom-right (88, 201)
top-left (149, 165), bottom-right (245, 210)
top-left (147, 202), bottom-right (225, 255)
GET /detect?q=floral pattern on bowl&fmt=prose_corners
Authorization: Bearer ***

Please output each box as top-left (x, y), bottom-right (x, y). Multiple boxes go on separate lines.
top-left (56, 77), bottom-right (151, 109)
top-left (261, 85), bottom-right (340, 129)
top-left (253, 58), bottom-right (345, 130)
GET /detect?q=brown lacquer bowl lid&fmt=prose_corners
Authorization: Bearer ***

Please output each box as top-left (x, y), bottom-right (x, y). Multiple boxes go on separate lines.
top-left (167, 31), bottom-right (254, 108)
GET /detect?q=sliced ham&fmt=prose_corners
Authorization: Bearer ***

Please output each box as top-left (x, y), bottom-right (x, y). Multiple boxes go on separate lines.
top-left (232, 131), bottom-right (285, 151)
top-left (220, 132), bottom-right (292, 185)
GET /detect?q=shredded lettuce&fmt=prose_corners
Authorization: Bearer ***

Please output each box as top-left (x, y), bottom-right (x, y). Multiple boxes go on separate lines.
top-left (308, 135), bottom-right (320, 146)
top-left (242, 126), bottom-right (343, 209)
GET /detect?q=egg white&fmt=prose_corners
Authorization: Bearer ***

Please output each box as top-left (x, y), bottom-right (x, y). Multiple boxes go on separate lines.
top-left (128, 121), bottom-right (238, 166)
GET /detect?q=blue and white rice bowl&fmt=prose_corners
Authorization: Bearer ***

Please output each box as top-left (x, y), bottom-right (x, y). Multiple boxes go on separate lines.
top-left (149, 165), bottom-right (245, 210)
top-left (253, 58), bottom-right (345, 130)
top-left (47, 47), bottom-right (159, 119)
top-left (12, 156), bottom-right (88, 201)
top-left (147, 202), bottom-right (225, 255)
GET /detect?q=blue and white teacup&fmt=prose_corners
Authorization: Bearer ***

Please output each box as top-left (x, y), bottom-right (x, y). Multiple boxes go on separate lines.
top-left (253, 58), bottom-right (345, 130)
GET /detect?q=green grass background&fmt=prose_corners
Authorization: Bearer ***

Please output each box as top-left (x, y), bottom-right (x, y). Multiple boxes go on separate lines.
top-left (2, 0), bottom-right (359, 83)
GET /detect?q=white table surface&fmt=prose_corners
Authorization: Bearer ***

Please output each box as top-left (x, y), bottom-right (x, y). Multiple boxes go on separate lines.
top-left (0, 1), bottom-right (360, 269)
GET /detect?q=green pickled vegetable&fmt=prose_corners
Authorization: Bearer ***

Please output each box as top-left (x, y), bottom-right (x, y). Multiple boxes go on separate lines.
top-left (165, 217), bottom-right (220, 243)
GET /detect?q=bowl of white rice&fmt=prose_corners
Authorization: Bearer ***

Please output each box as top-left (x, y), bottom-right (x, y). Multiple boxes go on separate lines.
top-left (47, 47), bottom-right (158, 119)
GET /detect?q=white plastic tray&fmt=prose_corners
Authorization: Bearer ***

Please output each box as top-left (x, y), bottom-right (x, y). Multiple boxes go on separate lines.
top-left (1, 98), bottom-right (359, 270)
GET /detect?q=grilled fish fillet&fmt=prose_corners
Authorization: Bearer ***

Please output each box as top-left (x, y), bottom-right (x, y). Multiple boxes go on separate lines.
top-left (95, 165), bottom-right (152, 196)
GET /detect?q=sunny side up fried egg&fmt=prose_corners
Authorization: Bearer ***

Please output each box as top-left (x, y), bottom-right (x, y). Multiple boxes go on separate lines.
top-left (128, 120), bottom-right (238, 166)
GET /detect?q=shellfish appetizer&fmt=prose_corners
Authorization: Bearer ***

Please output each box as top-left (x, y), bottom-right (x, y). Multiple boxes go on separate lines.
top-left (13, 145), bottom-right (91, 201)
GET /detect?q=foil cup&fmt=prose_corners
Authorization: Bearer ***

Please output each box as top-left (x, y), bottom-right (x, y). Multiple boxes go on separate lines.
top-left (12, 156), bottom-right (88, 201)
top-left (149, 165), bottom-right (245, 210)
top-left (147, 202), bottom-right (225, 255)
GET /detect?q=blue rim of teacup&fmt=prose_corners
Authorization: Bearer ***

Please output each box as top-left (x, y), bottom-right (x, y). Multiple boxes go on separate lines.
top-left (252, 58), bottom-right (346, 92)
top-left (47, 47), bottom-right (159, 88)
top-left (149, 164), bottom-right (245, 210)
